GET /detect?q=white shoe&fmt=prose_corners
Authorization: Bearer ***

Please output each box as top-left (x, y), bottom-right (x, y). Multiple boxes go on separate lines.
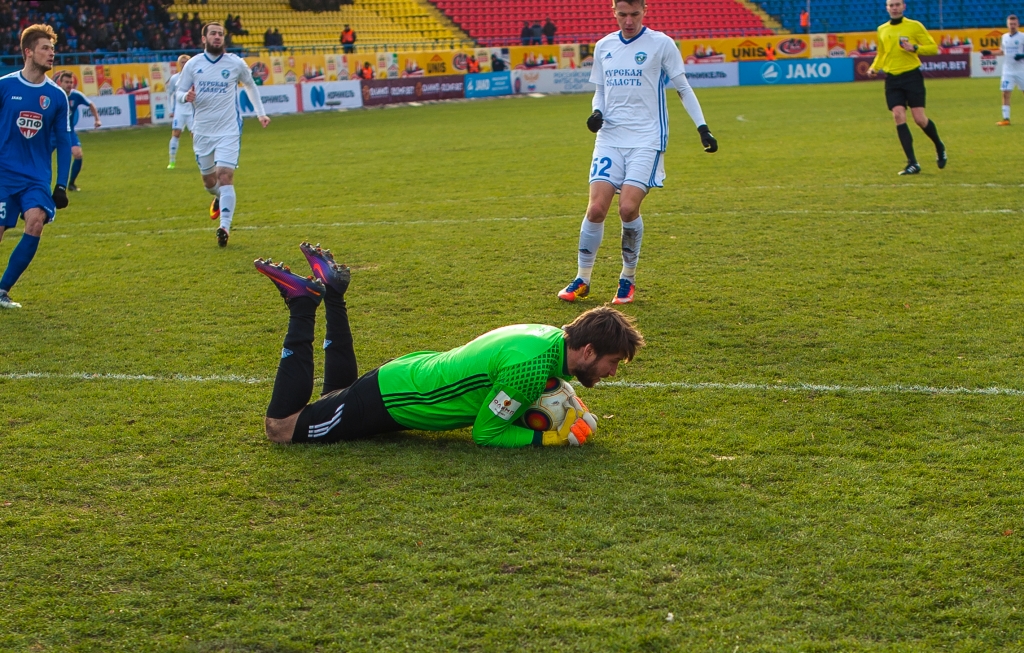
top-left (0, 291), bottom-right (22, 309)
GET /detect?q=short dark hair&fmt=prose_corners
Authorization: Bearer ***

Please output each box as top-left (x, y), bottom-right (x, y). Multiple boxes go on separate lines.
top-left (21, 24), bottom-right (56, 56)
top-left (563, 306), bottom-right (645, 362)
top-left (203, 22), bottom-right (224, 37)
top-left (1010, 13), bottom-right (1019, 20)
top-left (613, 0), bottom-right (646, 7)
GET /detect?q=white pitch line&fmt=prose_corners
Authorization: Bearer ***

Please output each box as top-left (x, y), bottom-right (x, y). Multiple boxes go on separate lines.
top-left (3, 372), bottom-right (1023, 397)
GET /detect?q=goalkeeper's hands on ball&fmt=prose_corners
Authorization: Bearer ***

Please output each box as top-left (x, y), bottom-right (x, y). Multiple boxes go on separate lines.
top-left (697, 124), bottom-right (718, 153)
top-left (541, 397), bottom-right (598, 446)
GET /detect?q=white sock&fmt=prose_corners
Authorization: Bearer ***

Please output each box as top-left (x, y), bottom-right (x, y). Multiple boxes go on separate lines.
top-left (576, 217), bottom-right (604, 284)
top-left (168, 136), bottom-right (179, 163)
top-left (205, 182), bottom-right (221, 197)
top-left (620, 216), bottom-right (644, 282)
top-left (219, 184), bottom-right (236, 232)
top-left (1003, 105), bottom-right (1011, 120)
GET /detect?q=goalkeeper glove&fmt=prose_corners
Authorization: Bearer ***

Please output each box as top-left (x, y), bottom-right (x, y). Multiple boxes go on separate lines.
top-left (697, 124), bottom-right (718, 153)
top-left (540, 398), bottom-right (598, 446)
top-left (52, 185), bottom-right (68, 209)
top-left (587, 110), bottom-right (604, 133)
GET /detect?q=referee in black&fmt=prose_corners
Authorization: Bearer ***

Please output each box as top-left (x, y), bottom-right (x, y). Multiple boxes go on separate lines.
top-left (867, 0), bottom-right (947, 175)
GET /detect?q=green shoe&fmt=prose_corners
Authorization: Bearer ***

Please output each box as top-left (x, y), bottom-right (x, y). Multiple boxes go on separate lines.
top-left (167, 162), bottom-right (176, 170)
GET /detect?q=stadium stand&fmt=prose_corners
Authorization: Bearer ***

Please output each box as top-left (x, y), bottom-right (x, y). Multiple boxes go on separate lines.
top-left (167, 0), bottom-right (469, 49)
top-left (428, 0), bottom-right (775, 45)
top-left (754, 0), bottom-right (1015, 34)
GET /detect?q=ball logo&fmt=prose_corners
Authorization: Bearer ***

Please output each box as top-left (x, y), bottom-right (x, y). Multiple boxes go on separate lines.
top-left (39, 96), bottom-right (50, 110)
top-left (777, 38), bottom-right (807, 56)
top-left (221, 69), bottom-right (230, 79)
top-left (760, 61), bottom-right (781, 83)
top-left (310, 85), bottom-right (325, 107)
top-left (17, 111), bottom-right (43, 138)
top-left (635, 52), bottom-right (647, 65)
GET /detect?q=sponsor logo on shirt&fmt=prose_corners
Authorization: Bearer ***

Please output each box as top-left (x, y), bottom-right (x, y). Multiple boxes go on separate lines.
top-left (635, 52), bottom-right (647, 65)
top-left (17, 111), bottom-right (43, 138)
top-left (605, 68), bottom-right (644, 86)
top-left (489, 391), bottom-right (521, 421)
top-left (39, 95), bottom-right (50, 110)
top-left (604, 52), bottom-right (613, 59)
top-left (221, 69), bottom-right (230, 79)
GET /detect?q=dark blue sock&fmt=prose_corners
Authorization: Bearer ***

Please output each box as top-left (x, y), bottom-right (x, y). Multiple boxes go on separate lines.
top-left (70, 158), bottom-right (83, 185)
top-left (0, 233), bottom-right (41, 292)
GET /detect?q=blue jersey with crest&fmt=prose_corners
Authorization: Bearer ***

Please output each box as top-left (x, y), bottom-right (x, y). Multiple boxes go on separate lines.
top-left (0, 71), bottom-right (72, 187)
top-left (67, 88), bottom-right (90, 129)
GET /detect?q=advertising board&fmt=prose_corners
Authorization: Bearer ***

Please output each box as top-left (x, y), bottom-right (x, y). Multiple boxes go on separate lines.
top-left (301, 80), bottom-right (363, 111)
top-left (239, 83), bottom-right (299, 116)
top-left (853, 54), bottom-right (970, 80)
top-left (512, 69), bottom-right (594, 94)
top-left (465, 72), bottom-right (513, 98)
top-left (681, 62), bottom-right (738, 87)
top-left (73, 94), bottom-right (135, 130)
top-left (359, 76), bottom-right (465, 106)
top-left (739, 58), bottom-right (853, 85)
top-left (971, 51), bottom-right (1003, 77)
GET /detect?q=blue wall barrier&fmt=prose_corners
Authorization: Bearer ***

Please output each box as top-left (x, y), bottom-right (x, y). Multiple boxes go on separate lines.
top-left (465, 72), bottom-right (513, 98)
top-left (739, 58), bottom-right (854, 85)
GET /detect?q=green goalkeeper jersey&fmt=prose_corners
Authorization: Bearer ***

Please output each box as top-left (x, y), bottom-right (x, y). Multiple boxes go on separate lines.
top-left (377, 324), bottom-right (572, 448)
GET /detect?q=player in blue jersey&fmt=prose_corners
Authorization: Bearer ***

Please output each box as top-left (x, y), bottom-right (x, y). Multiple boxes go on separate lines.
top-left (0, 24), bottom-right (71, 309)
top-left (557, 0), bottom-right (717, 305)
top-left (54, 70), bottom-right (100, 191)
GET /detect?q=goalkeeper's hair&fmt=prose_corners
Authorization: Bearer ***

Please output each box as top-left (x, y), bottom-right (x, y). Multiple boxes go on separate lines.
top-left (563, 306), bottom-right (645, 362)
top-left (20, 24), bottom-right (56, 56)
top-left (203, 21), bottom-right (224, 37)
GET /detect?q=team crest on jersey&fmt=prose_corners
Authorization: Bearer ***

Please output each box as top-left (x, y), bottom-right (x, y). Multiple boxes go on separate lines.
top-left (17, 111), bottom-right (43, 138)
top-left (635, 52), bottom-right (648, 65)
top-left (39, 95), bottom-right (50, 110)
top-left (221, 69), bottom-right (230, 79)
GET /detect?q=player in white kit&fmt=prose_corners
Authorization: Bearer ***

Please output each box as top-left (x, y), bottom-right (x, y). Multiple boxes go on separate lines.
top-left (557, 0), bottom-right (717, 305)
top-left (175, 22), bottom-right (269, 247)
top-left (166, 54), bottom-right (194, 169)
top-left (998, 15), bottom-right (1024, 125)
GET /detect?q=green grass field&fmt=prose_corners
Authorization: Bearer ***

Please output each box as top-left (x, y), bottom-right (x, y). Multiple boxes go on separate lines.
top-left (2, 77), bottom-right (1023, 651)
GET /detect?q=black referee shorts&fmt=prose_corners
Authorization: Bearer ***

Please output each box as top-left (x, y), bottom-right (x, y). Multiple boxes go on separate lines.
top-left (291, 368), bottom-right (405, 444)
top-left (885, 68), bottom-right (926, 110)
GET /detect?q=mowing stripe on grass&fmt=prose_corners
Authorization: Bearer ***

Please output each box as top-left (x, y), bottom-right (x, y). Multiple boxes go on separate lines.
top-left (3, 372), bottom-right (1023, 396)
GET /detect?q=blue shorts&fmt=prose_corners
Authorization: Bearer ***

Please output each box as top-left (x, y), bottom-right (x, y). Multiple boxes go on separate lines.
top-left (0, 182), bottom-right (56, 229)
top-left (70, 128), bottom-right (81, 147)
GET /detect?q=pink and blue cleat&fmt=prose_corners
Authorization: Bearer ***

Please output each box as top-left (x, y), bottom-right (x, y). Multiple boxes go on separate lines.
top-left (557, 278), bottom-right (590, 302)
top-left (299, 242), bottom-right (350, 294)
top-left (611, 278), bottom-right (635, 304)
top-left (254, 258), bottom-right (325, 304)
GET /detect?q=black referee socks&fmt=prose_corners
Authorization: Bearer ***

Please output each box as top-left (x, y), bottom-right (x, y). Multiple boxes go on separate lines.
top-left (896, 123), bottom-right (917, 164)
top-left (921, 119), bottom-right (942, 149)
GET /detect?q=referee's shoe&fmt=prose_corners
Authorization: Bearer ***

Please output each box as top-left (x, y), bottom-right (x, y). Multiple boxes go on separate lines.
top-left (898, 162), bottom-right (921, 176)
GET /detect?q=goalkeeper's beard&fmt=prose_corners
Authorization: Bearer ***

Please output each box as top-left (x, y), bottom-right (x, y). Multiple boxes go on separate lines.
top-left (574, 360), bottom-right (602, 388)
top-left (206, 44), bottom-right (225, 56)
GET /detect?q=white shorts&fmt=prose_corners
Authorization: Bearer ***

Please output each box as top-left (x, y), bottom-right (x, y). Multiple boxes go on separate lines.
top-left (1001, 72), bottom-right (1024, 91)
top-left (588, 146), bottom-right (665, 192)
top-left (193, 133), bottom-right (240, 174)
top-left (172, 108), bottom-right (193, 132)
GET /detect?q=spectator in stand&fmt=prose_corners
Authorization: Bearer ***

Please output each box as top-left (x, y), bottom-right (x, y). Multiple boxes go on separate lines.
top-left (799, 9), bottom-right (810, 34)
top-left (542, 18), bottom-right (556, 45)
top-left (490, 53), bottom-right (506, 72)
top-left (340, 24), bottom-right (356, 53)
top-left (764, 41), bottom-right (775, 60)
top-left (273, 28), bottom-right (284, 49)
top-left (358, 61), bottom-right (374, 79)
top-left (234, 16), bottom-right (249, 36)
top-left (264, 27), bottom-right (273, 48)
top-left (531, 20), bottom-right (543, 46)
top-left (520, 22), bottom-right (531, 46)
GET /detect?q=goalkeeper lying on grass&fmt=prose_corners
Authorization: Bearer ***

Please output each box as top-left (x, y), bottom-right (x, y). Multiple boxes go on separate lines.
top-left (255, 242), bottom-right (645, 447)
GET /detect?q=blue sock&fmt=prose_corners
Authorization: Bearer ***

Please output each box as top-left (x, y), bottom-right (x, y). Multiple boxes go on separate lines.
top-left (0, 234), bottom-right (41, 292)
top-left (70, 158), bottom-right (83, 185)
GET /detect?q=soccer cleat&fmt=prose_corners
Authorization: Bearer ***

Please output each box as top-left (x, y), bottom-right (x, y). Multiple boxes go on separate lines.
top-left (254, 258), bottom-right (325, 304)
top-left (557, 278), bottom-right (589, 302)
top-left (299, 241), bottom-right (351, 294)
top-left (167, 162), bottom-right (176, 169)
top-left (209, 197), bottom-right (220, 220)
top-left (611, 278), bottom-right (635, 304)
top-left (68, 183), bottom-right (80, 192)
top-left (996, 119), bottom-right (1011, 126)
top-left (898, 163), bottom-right (921, 176)
top-left (936, 146), bottom-right (947, 169)
top-left (216, 227), bottom-right (229, 247)
top-left (0, 291), bottom-right (22, 309)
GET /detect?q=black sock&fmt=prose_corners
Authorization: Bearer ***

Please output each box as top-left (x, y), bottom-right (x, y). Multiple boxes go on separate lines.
top-left (896, 123), bottom-right (916, 164)
top-left (921, 119), bottom-right (943, 150)
top-left (321, 286), bottom-right (358, 395)
top-left (266, 296), bottom-right (317, 419)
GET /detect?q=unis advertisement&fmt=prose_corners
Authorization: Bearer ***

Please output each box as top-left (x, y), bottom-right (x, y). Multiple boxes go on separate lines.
top-left (679, 35), bottom-right (811, 63)
top-left (512, 69), bottom-right (594, 94)
top-left (301, 80), bottom-right (362, 111)
top-left (239, 84), bottom-right (299, 116)
top-left (73, 94), bottom-right (136, 130)
top-left (740, 58), bottom-right (854, 85)
top-left (464, 72), bottom-right (513, 98)
top-left (682, 62), bottom-right (739, 87)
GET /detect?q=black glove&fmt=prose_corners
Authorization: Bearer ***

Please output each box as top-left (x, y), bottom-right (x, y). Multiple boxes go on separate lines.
top-left (697, 124), bottom-right (718, 153)
top-left (52, 185), bottom-right (68, 209)
top-left (586, 109), bottom-right (603, 133)
top-left (1015, 53), bottom-right (1024, 61)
